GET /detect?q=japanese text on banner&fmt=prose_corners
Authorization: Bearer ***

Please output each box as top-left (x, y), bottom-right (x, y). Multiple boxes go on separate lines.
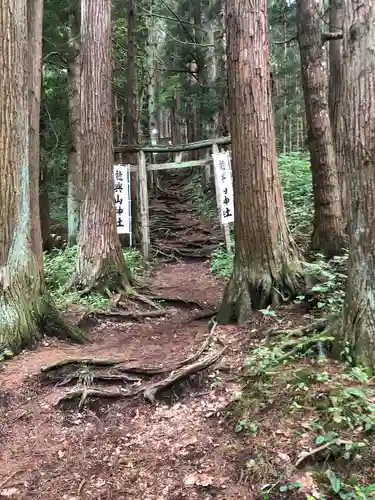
top-left (212, 152), bottom-right (235, 224)
top-left (113, 164), bottom-right (131, 234)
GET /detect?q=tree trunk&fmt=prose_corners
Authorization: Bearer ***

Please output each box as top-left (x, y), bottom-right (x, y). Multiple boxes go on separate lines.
top-left (71, 0), bottom-right (131, 293)
top-left (39, 92), bottom-right (52, 251)
top-left (147, 8), bottom-right (159, 193)
top-left (67, 15), bottom-right (82, 247)
top-left (328, 0), bottom-right (346, 224)
top-left (28, 0), bottom-right (44, 266)
top-left (217, 0), bottom-right (304, 324)
top-left (171, 93), bottom-right (182, 144)
top-left (340, 0), bottom-right (375, 370)
top-left (296, 0), bottom-right (345, 258)
top-left (123, 0), bottom-right (140, 246)
top-left (0, 0), bottom-right (84, 354)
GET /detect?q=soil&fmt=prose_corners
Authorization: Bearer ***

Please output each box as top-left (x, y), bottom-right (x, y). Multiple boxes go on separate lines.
top-left (2, 176), bottom-right (372, 500)
top-left (0, 260), bottom-right (256, 500)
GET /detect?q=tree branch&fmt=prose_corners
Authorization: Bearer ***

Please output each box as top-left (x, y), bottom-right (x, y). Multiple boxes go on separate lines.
top-left (274, 35), bottom-right (297, 45)
top-left (321, 31), bottom-right (343, 43)
top-left (158, 0), bottom-right (196, 45)
top-left (273, 31), bottom-right (342, 46)
top-left (161, 28), bottom-right (214, 48)
top-left (138, 5), bottom-right (207, 33)
top-left (43, 51), bottom-right (68, 66)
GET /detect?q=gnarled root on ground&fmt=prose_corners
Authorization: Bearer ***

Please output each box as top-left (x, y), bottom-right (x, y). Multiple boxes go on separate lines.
top-left (40, 321), bottom-right (226, 407)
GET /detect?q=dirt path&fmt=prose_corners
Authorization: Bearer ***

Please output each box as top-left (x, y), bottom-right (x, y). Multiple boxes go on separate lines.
top-left (149, 174), bottom-right (222, 260)
top-left (0, 261), bottom-right (254, 500)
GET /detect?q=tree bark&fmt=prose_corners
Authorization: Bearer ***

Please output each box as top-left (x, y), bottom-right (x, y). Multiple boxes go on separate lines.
top-left (123, 0), bottom-right (140, 246)
top-left (28, 0), bottom-right (44, 267)
top-left (67, 13), bottom-right (82, 247)
top-left (217, 0), bottom-right (304, 324)
top-left (39, 92), bottom-right (52, 251)
top-left (72, 0), bottom-right (131, 293)
top-left (340, 1), bottom-right (375, 370)
top-left (171, 93), bottom-right (182, 144)
top-left (0, 0), bottom-right (84, 354)
top-left (296, 0), bottom-right (345, 258)
top-left (328, 0), bottom-right (346, 224)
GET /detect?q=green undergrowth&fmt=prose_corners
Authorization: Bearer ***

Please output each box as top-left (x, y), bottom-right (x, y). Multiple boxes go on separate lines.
top-left (188, 152), bottom-right (312, 243)
top-left (226, 320), bottom-right (375, 499)
top-left (278, 152), bottom-right (313, 245)
top-left (44, 246), bottom-right (147, 310)
top-left (211, 250), bottom-right (348, 316)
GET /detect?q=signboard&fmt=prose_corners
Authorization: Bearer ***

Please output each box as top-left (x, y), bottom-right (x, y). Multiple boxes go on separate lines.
top-left (113, 164), bottom-right (131, 235)
top-left (212, 152), bottom-right (235, 224)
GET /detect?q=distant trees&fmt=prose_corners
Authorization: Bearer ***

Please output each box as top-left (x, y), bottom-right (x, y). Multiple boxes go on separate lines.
top-left (296, 0), bottom-right (345, 257)
top-left (340, 0), bottom-right (375, 369)
top-left (71, 0), bottom-right (131, 293)
top-left (217, 0), bottom-right (304, 323)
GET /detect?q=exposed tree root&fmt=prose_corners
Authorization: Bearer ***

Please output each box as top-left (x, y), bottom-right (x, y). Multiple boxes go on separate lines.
top-left (268, 315), bottom-right (335, 339)
top-left (142, 347), bottom-right (226, 403)
top-left (145, 295), bottom-right (204, 309)
top-left (127, 291), bottom-right (163, 310)
top-left (42, 321), bottom-right (225, 407)
top-left (55, 347), bottom-right (226, 407)
top-left (92, 309), bottom-right (167, 321)
top-left (217, 260), bottom-right (305, 324)
top-left (42, 320), bottom-right (220, 377)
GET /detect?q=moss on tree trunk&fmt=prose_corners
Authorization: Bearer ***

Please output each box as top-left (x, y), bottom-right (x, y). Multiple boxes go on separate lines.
top-left (0, 268), bottom-right (85, 355)
top-left (0, 0), bottom-right (85, 356)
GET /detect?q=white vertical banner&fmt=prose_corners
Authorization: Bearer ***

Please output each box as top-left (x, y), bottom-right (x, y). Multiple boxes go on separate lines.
top-left (212, 152), bottom-right (235, 224)
top-left (113, 164), bottom-right (131, 235)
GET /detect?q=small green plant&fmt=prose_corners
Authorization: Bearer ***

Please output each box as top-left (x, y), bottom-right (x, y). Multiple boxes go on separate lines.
top-left (344, 366), bottom-right (370, 383)
top-left (234, 419), bottom-right (258, 434)
top-left (316, 371), bottom-right (330, 383)
top-left (260, 306), bottom-right (283, 323)
top-left (279, 481), bottom-right (302, 493)
top-left (301, 253), bottom-right (348, 314)
top-left (210, 248), bottom-right (233, 278)
top-left (315, 431), bottom-right (339, 445)
top-left (324, 469), bottom-right (375, 499)
top-left (43, 246), bottom-right (145, 310)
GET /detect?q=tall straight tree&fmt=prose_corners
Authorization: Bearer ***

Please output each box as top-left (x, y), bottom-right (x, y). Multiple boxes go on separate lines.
top-left (67, 7), bottom-right (82, 246)
top-left (0, 0), bottom-right (84, 353)
top-left (124, 0), bottom-right (139, 245)
top-left (28, 0), bottom-right (44, 265)
top-left (296, 0), bottom-right (345, 257)
top-left (340, 0), bottom-right (375, 369)
top-left (217, 0), bottom-right (304, 323)
top-left (328, 0), bottom-right (346, 222)
top-left (72, 0), bottom-right (131, 292)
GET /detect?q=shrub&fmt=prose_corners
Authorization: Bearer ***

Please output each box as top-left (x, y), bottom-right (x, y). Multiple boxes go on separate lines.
top-left (44, 246), bottom-right (145, 310)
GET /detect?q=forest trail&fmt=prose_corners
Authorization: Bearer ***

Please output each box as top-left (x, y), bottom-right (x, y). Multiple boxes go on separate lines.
top-left (149, 173), bottom-right (222, 259)
top-left (0, 260), bottom-right (256, 500)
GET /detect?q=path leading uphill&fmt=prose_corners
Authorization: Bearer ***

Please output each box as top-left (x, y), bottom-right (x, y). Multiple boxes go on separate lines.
top-left (149, 172), bottom-right (222, 259)
top-left (0, 260), bottom-right (258, 500)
